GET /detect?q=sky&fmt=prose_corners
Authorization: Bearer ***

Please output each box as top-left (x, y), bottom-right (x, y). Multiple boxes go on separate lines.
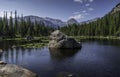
top-left (0, 0), bottom-right (120, 22)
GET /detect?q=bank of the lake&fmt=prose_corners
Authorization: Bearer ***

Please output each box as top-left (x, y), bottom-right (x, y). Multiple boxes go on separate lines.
top-left (0, 36), bottom-right (120, 49)
top-left (0, 37), bottom-right (49, 49)
top-left (72, 36), bottom-right (120, 41)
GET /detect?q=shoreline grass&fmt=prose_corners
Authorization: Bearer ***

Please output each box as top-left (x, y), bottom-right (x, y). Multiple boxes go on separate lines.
top-left (17, 43), bottom-right (47, 48)
top-left (1, 36), bottom-right (120, 48)
top-left (1, 36), bottom-right (120, 41)
top-left (69, 36), bottom-right (120, 40)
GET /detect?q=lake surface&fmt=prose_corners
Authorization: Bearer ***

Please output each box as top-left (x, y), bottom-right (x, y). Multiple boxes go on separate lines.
top-left (0, 39), bottom-right (120, 77)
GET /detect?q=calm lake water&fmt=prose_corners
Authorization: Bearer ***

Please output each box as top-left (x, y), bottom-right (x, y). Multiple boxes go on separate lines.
top-left (0, 39), bottom-right (120, 77)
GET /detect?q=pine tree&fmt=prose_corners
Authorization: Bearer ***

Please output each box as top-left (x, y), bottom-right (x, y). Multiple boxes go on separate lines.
top-left (14, 10), bottom-right (18, 35)
top-left (0, 19), bottom-right (3, 36)
top-left (9, 11), bottom-right (14, 37)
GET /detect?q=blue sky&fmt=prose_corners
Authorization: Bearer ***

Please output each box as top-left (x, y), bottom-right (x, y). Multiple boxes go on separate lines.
top-left (0, 0), bottom-right (120, 22)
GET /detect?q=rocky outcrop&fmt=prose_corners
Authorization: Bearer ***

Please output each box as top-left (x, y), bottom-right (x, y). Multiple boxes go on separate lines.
top-left (48, 30), bottom-right (81, 49)
top-left (0, 61), bottom-right (37, 77)
top-left (111, 3), bottom-right (120, 14)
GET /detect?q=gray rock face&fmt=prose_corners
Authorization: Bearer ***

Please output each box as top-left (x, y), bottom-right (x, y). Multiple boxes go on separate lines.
top-left (111, 3), bottom-right (120, 14)
top-left (0, 61), bottom-right (37, 77)
top-left (67, 18), bottom-right (78, 25)
top-left (48, 30), bottom-right (81, 49)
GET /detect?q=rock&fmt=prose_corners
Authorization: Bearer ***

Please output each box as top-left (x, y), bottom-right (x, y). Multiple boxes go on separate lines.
top-left (26, 35), bottom-right (33, 41)
top-left (0, 61), bottom-right (7, 65)
top-left (111, 3), bottom-right (120, 14)
top-left (0, 61), bottom-right (37, 77)
top-left (56, 72), bottom-right (80, 77)
top-left (48, 30), bottom-right (81, 49)
top-left (0, 49), bottom-right (3, 54)
top-left (50, 30), bottom-right (66, 42)
top-left (12, 45), bottom-right (16, 48)
top-left (0, 49), bottom-right (2, 52)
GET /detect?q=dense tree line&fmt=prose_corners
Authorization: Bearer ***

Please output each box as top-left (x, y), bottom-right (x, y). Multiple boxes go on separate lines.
top-left (0, 11), bottom-right (54, 38)
top-left (60, 11), bottom-right (120, 37)
top-left (1, 10), bottom-right (120, 38)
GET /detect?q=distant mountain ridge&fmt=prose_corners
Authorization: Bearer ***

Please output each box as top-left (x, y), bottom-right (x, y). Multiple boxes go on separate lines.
top-left (79, 17), bottom-right (100, 24)
top-left (0, 14), bottom-right (99, 28)
top-left (24, 15), bottom-right (99, 28)
top-left (24, 15), bottom-right (66, 28)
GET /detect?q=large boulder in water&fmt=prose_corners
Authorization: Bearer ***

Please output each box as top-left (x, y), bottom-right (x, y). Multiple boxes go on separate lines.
top-left (48, 30), bottom-right (81, 49)
top-left (0, 61), bottom-right (37, 77)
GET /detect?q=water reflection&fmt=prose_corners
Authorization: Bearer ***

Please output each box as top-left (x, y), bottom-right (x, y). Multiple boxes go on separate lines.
top-left (49, 48), bottom-right (81, 60)
top-left (0, 40), bottom-right (120, 77)
top-left (81, 39), bottom-right (120, 46)
top-left (0, 47), bottom-right (32, 65)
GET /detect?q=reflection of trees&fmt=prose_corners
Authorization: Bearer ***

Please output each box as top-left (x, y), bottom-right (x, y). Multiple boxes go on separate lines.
top-left (0, 51), bottom-right (2, 60)
top-left (0, 40), bottom-right (38, 67)
top-left (0, 40), bottom-right (13, 51)
top-left (0, 47), bottom-right (32, 65)
top-left (49, 48), bottom-right (81, 60)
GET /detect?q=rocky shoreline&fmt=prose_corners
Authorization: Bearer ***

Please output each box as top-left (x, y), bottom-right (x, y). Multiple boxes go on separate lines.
top-left (0, 61), bottom-right (37, 77)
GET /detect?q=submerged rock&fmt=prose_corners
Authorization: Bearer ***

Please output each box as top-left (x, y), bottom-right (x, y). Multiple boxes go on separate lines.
top-left (0, 61), bottom-right (7, 64)
top-left (0, 49), bottom-right (3, 55)
top-left (0, 61), bottom-right (37, 77)
top-left (56, 72), bottom-right (80, 77)
top-left (26, 35), bottom-right (33, 41)
top-left (0, 49), bottom-right (3, 53)
top-left (48, 30), bottom-right (81, 49)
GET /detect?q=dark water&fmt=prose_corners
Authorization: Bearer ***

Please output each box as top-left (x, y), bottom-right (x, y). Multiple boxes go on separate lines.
top-left (0, 39), bottom-right (120, 77)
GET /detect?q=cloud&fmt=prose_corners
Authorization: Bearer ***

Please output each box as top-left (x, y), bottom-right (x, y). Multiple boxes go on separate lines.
top-left (69, 14), bottom-right (84, 20)
top-left (74, 0), bottom-right (83, 3)
top-left (85, 3), bottom-right (90, 6)
top-left (82, 10), bottom-right (87, 13)
top-left (0, 12), bottom-right (4, 17)
top-left (84, 12), bottom-right (89, 15)
top-left (69, 11), bottom-right (90, 20)
top-left (73, 12), bottom-right (80, 14)
top-left (88, 7), bottom-right (94, 11)
top-left (74, 0), bottom-right (94, 3)
top-left (89, 0), bottom-right (94, 2)
top-left (82, 10), bottom-right (89, 15)
top-left (0, 11), bottom-right (15, 18)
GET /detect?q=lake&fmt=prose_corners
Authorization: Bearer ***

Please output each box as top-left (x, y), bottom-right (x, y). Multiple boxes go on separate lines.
top-left (0, 39), bottom-right (120, 77)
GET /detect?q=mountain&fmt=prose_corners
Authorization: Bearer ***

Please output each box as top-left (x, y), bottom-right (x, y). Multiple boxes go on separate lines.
top-left (1, 14), bottom-right (99, 28)
top-left (24, 16), bottom-right (82, 28)
top-left (111, 3), bottom-right (120, 14)
top-left (24, 15), bottom-right (66, 28)
top-left (67, 18), bottom-right (78, 24)
top-left (79, 17), bottom-right (100, 24)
